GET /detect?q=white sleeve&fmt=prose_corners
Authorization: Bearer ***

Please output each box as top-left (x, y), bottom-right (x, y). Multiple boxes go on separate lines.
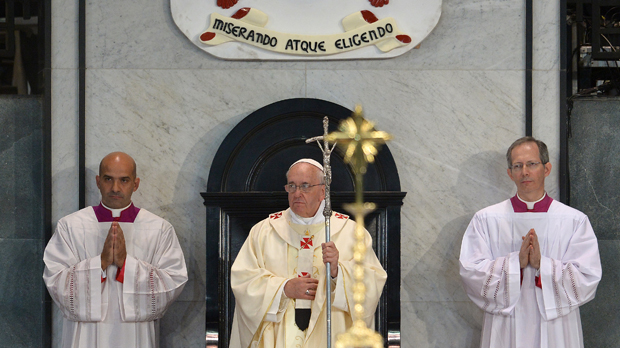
top-left (332, 265), bottom-right (348, 311)
top-left (43, 220), bottom-right (106, 322)
top-left (459, 214), bottom-right (522, 315)
top-left (264, 279), bottom-right (291, 322)
top-left (536, 216), bottom-right (602, 320)
top-left (120, 222), bottom-right (188, 322)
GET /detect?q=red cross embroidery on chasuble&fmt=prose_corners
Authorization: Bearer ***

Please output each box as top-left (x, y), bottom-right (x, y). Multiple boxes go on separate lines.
top-left (299, 272), bottom-right (310, 277)
top-left (270, 212), bottom-right (283, 219)
top-left (301, 237), bottom-right (313, 249)
top-left (335, 213), bottom-right (348, 220)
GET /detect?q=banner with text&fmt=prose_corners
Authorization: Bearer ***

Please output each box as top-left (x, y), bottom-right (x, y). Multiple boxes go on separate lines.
top-left (199, 9), bottom-right (412, 56)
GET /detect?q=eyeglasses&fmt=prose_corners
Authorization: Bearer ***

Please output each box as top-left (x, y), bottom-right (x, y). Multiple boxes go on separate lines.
top-left (284, 183), bottom-right (324, 193)
top-left (510, 161), bottom-right (542, 172)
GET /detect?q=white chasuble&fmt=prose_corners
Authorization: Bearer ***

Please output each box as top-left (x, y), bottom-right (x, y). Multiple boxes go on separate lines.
top-left (459, 196), bottom-right (601, 348)
top-left (230, 208), bottom-right (387, 348)
top-left (43, 204), bottom-right (188, 348)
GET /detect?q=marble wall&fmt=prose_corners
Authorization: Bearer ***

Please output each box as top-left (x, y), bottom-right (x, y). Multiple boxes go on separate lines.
top-left (50, 0), bottom-right (562, 347)
top-left (0, 96), bottom-right (46, 347)
top-left (568, 98), bottom-right (620, 348)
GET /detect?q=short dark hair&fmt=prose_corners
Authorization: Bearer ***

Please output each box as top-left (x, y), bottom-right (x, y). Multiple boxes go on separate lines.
top-left (506, 136), bottom-right (549, 168)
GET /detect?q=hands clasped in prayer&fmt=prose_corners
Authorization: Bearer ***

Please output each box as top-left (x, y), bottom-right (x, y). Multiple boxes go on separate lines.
top-left (101, 221), bottom-right (127, 270)
top-left (284, 241), bottom-right (339, 299)
top-left (519, 228), bottom-right (541, 269)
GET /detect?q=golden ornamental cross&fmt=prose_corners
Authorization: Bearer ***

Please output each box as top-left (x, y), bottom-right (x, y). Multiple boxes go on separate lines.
top-left (325, 105), bottom-right (392, 348)
top-left (325, 105), bottom-right (392, 175)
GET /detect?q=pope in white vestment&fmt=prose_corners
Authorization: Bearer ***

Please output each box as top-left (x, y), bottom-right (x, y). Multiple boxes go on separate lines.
top-left (43, 152), bottom-right (187, 348)
top-left (229, 159), bottom-right (387, 348)
top-left (459, 137), bottom-right (601, 348)
top-left (230, 206), bottom-right (387, 348)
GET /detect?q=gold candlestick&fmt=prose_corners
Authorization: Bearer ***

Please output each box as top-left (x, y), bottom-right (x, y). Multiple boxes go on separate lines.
top-left (326, 105), bottom-right (392, 348)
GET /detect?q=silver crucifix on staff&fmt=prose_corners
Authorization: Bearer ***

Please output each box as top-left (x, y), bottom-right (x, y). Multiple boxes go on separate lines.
top-left (307, 107), bottom-right (391, 348)
top-left (306, 116), bottom-right (338, 348)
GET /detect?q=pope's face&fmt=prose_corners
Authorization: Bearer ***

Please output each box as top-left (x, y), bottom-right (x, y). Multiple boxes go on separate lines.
top-left (287, 163), bottom-right (325, 218)
top-left (507, 142), bottom-right (551, 201)
top-left (96, 154), bottom-right (140, 209)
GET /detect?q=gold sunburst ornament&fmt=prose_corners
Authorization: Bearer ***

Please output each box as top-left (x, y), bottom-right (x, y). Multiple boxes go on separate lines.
top-left (326, 105), bottom-right (392, 176)
top-left (325, 105), bottom-right (392, 348)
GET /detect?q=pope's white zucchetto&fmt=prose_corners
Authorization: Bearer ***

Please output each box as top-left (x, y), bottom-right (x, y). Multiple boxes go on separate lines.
top-left (289, 158), bottom-right (324, 172)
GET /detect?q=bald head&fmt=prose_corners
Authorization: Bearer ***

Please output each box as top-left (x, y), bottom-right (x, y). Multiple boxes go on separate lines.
top-left (99, 152), bottom-right (137, 178)
top-left (96, 152), bottom-right (140, 209)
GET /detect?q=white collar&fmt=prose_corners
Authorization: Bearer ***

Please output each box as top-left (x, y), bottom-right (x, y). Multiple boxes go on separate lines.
top-left (101, 201), bottom-right (132, 218)
top-left (517, 192), bottom-right (546, 210)
top-left (290, 200), bottom-right (326, 225)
